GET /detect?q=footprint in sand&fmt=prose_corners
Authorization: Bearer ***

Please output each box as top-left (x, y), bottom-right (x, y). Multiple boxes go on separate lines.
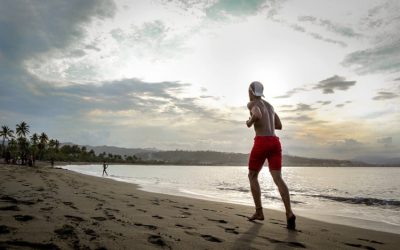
top-left (134, 223), bottom-right (158, 230)
top-left (0, 240), bottom-right (60, 250)
top-left (0, 225), bottom-right (14, 234)
top-left (201, 234), bottom-right (223, 243)
top-left (357, 238), bottom-right (384, 245)
top-left (84, 228), bottom-right (98, 240)
top-left (148, 235), bottom-right (168, 247)
top-left (152, 215), bottom-right (164, 219)
top-left (203, 208), bottom-right (217, 212)
top-left (344, 242), bottom-right (377, 250)
top-left (184, 231), bottom-right (224, 243)
top-left (105, 208), bottom-right (119, 212)
top-left (165, 199), bottom-right (178, 204)
top-left (103, 210), bottom-right (116, 220)
top-left (260, 236), bottom-right (306, 248)
top-left (63, 202), bottom-right (77, 210)
top-left (91, 216), bottom-right (107, 221)
top-left (64, 215), bottom-right (85, 223)
top-left (207, 218), bottom-right (228, 224)
top-left (173, 205), bottom-right (190, 210)
top-left (54, 224), bottom-right (77, 240)
top-left (220, 226), bottom-right (239, 235)
top-left (0, 205), bottom-right (20, 211)
top-left (1, 195), bottom-right (37, 205)
top-left (40, 206), bottom-right (53, 211)
top-left (136, 209), bottom-right (147, 213)
top-left (14, 215), bottom-right (34, 222)
top-left (126, 194), bottom-right (139, 199)
top-left (175, 224), bottom-right (195, 230)
top-left (235, 214), bottom-right (247, 218)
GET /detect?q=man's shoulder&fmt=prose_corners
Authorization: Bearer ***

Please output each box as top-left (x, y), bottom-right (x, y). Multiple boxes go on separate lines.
top-left (261, 99), bottom-right (273, 107)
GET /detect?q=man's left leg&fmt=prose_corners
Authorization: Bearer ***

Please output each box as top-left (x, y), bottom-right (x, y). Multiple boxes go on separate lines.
top-left (270, 170), bottom-right (296, 229)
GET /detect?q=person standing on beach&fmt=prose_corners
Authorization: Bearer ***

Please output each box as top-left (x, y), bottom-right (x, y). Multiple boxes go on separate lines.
top-left (102, 161), bottom-right (108, 176)
top-left (246, 81), bottom-right (296, 230)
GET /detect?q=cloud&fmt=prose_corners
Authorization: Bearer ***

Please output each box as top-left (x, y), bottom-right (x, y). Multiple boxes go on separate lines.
top-left (342, 41), bottom-right (400, 74)
top-left (276, 75), bottom-right (356, 99)
top-left (281, 103), bottom-right (315, 113)
top-left (373, 91), bottom-right (399, 100)
top-left (205, 0), bottom-right (267, 19)
top-left (0, 0), bottom-right (116, 64)
top-left (274, 87), bottom-right (307, 98)
top-left (274, 17), bottom-right (347, 47)
top-left (314, 75), bottom-right (356, 94)
top-left (377, 136), bottom-right (392, 145)
top-left (335, 101), bottom-right (352, 108)
top-left (316, 101), bottom-right (331, 106)
top-left (308, 32), bottom-right (347, 47)
top-left (342, 1), bottom-right (400, 74)
top-left (328, 138), bottom-right (365, 154)
top-left (284, 115), bottom-right (313, 122)
top-left (110, 20), bottom-right (188, 60)
top-left (298, 16), bottom-right (362, 38)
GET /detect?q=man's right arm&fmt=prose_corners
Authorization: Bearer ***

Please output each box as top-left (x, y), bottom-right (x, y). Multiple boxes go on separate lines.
top-left (275, 113), bottom-right (282, 130)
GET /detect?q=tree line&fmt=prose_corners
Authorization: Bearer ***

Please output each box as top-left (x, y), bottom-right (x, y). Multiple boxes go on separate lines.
top-left (1, 122), bottom-right (153, 166)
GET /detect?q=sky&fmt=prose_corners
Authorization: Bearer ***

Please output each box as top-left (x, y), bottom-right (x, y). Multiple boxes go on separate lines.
top-left (0, 0), bottom-right (399, 161)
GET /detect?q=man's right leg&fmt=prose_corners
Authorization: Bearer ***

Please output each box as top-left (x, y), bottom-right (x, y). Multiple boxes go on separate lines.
top-left (248, 170), bottom-right (264, 220)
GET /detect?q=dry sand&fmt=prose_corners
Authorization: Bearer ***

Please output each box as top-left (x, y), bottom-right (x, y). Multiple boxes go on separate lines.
top-left (0, 164), bottom-right (398, 249)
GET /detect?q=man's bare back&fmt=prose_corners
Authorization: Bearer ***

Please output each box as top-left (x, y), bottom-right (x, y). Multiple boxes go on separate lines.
top-left (246, 99), bottom-right (282, 136)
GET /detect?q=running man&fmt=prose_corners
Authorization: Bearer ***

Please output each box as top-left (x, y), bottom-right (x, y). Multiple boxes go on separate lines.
top-left (102, 161), bottom-right (108, 176)
top-left (246, 81), bottom-right (296, 230)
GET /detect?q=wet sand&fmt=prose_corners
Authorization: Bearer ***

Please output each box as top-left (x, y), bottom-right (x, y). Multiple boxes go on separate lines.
top-left (0, 164), bottom-right (398, 249)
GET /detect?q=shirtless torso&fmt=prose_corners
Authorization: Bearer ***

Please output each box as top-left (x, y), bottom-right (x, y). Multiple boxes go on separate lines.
top-left (246, 99), bottom-right (282, 135)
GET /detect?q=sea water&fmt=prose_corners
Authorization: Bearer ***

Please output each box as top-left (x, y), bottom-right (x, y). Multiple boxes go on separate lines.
top-left (62, 164), bottom-right (400, 234)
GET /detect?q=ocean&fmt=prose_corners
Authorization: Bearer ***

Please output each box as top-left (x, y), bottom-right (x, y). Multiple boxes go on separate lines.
top-left (62, 164), bottom-right (400, 234)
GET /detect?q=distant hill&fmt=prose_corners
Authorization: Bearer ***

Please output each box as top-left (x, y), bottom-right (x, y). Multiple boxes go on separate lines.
top-left (59, 143), bottom-right (377, 166)
top-left (135, 150), bottom-right (370, 166)
top-left (352, 155), bottom-right (400, 165)
top-left (21, 142), bottom-right (395, 166)
top-left (85, 145), bottom-right (157, 157)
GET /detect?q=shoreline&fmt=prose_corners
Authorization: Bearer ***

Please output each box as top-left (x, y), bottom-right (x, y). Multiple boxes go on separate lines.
top-left (1, 164), bottom-right (399, 249)
top-left (63, 163), bottom-right (400, 235)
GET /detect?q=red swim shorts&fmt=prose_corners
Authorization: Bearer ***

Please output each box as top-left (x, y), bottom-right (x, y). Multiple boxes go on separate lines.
top-left (248, 136), bottom-right (282, 172)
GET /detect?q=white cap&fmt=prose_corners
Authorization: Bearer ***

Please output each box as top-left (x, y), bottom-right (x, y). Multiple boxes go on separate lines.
top-left (249, 81), bottom-right (264, 97)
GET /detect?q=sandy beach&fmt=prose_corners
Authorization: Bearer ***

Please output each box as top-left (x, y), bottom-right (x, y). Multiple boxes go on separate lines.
top-left (0, 164), bottom-right (398, 250)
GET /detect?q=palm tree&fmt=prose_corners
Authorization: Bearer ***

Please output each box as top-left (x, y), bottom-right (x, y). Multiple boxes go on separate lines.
top-left (15, 122), bottom-right (30, 164)
top-left (48, 139), bottom-right (56, 149)
top-left (30, 133), bottom-right (39, 145)
top-left (16, 121), bottom-right (30, 138)
top-left (38, 132), bottom-right (49, 160)
top-left (30, 133), bottom-right (39, 165)
top-left (54, 140), bottom-right (60, 152)
top-left (1, 126), bottom-right (14, 156)
top-left (8, 138), bottom-right (18, 162)
top-left (39, 132), bottom-right (49, 145)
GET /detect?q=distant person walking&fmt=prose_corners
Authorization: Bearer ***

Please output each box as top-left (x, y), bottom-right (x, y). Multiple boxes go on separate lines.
top-left (102, 161), bottom-right (108, 176)
top-left (246, 81), bottom-right (296, 230)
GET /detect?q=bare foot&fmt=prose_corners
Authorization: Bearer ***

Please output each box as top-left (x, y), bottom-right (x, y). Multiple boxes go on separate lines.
top-left (287, 214), bottom-right (296, 230)
top-left (248, 212), bottom-right (264, 221)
